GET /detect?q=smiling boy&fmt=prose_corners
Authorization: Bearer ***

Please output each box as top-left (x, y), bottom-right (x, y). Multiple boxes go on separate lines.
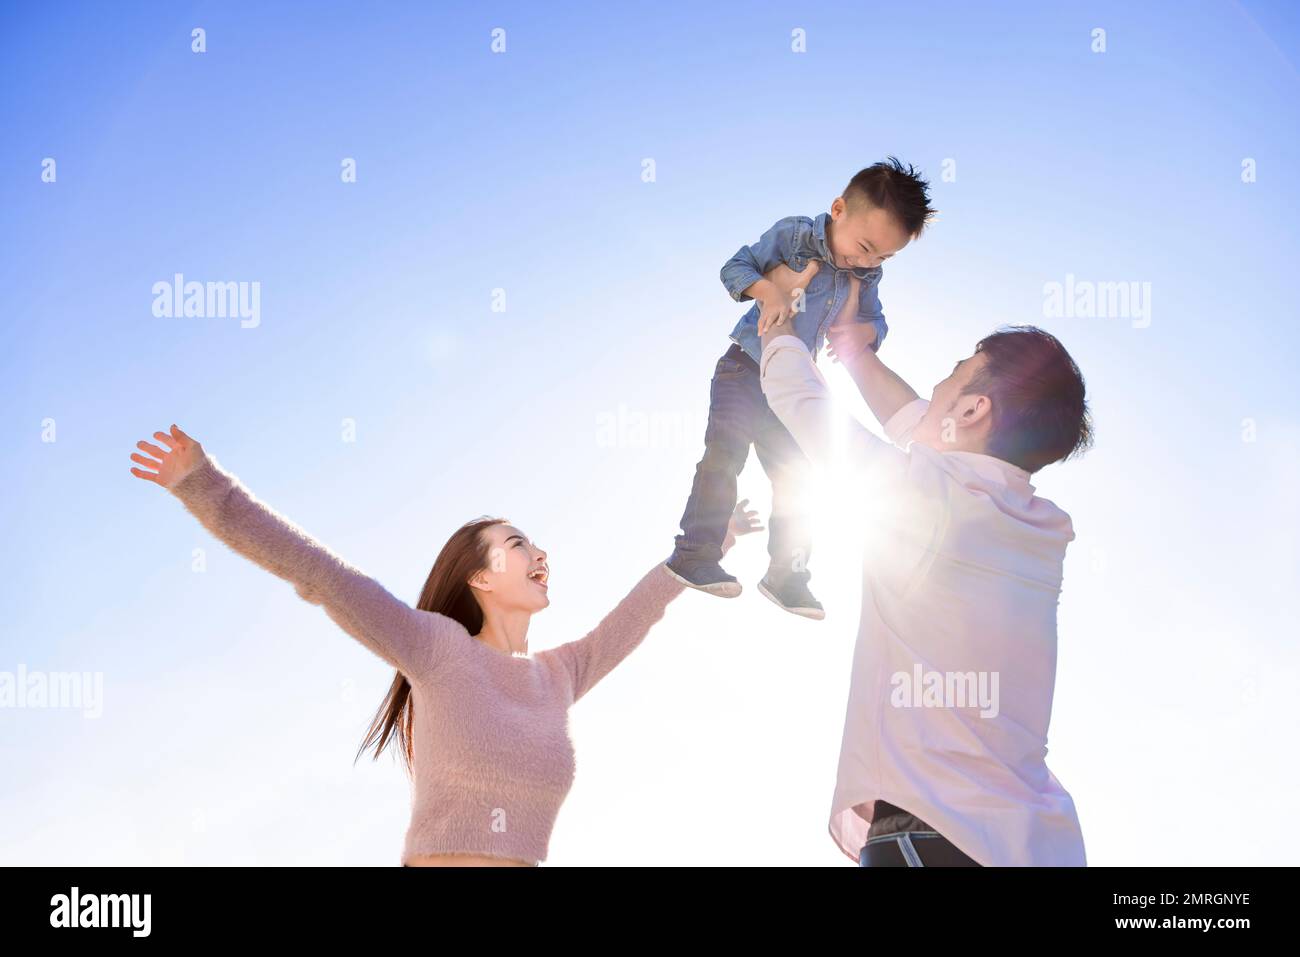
top-left (666, 158), bottom-right (936, 618)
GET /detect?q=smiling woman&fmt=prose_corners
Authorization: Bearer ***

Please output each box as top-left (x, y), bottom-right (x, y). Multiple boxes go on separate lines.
top-left (128, 424), bottom-right (761, 866)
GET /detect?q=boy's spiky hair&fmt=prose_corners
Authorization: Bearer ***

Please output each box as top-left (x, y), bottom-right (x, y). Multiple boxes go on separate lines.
top-left (843, 156), bottom-right (937, 238)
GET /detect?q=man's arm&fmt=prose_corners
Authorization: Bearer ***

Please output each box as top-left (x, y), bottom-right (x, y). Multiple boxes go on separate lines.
top-left (763, 260), bottom-right (920, 428)
top-left (757, 329), bottom-right (908, 478)
top-left (834, 272), bottom-right (918, 426)
top-left (854, 274), bottom-right (890, 355)
top-left (837, 335), bottom-right (921, 429)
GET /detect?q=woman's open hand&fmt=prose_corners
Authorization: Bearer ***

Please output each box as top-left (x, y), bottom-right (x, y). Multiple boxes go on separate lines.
top-left (129, 424), bottom-right (205, 489)
top-left (721, 497), bottom-right (764, 555)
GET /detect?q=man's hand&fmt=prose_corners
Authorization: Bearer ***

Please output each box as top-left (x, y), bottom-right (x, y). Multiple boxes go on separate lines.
top-left (759, 261), bottom-right (820, 336)
top-left (764, 260), bottom-right (820, 304)
top-left (749, 260), bottom-right (823, 336)
top-left (756, 260), bottom-right (821, 349)
top-left (753, 282), bottom-right (795, 336)
top-left (759, 309), bottom-right (793, 354)
top-left (826, 314), bottom-right (878, 365)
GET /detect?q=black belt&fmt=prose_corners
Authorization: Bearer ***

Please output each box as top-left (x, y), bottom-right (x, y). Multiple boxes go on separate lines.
top-left (865, 799), bottom-right (982, 867)
top-left (874, 799), bottom-right (911, 819)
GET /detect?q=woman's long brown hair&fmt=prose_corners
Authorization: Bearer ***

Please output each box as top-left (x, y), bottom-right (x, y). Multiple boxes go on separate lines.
top-left (353, 515), bottom-right (509, 773)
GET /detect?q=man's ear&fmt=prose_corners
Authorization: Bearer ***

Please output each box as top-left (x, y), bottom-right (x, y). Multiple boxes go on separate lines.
top-left (959, 393), bottom-right (993, 430)
top-left (830, 195), bottom-right (846, 219)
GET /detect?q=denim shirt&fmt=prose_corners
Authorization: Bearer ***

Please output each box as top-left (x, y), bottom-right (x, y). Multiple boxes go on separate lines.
top-left (722, 212), bottom-right (888, 365)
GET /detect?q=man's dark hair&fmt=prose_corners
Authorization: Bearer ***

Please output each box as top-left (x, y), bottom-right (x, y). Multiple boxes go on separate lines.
top-left (965, 325), bottom-right (1093, 473)
top-left (843, 156), bottom-right (937, 238)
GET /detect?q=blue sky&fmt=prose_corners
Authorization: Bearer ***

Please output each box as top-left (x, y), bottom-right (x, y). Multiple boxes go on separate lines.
top-left (2, 0), bottom-right (1297, 865)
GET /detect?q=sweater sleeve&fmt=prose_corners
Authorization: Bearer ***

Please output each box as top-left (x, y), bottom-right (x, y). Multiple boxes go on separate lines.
top-left (544, 561), bottom-right (686, 704)
top-left (167, 450), bottom-right (464, 678)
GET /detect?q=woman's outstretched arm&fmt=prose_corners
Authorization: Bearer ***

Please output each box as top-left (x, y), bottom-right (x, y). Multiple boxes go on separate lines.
top-left (130, 424), bottom-right (463, 678)
top-left (544, 500), bottom-right (762, 704)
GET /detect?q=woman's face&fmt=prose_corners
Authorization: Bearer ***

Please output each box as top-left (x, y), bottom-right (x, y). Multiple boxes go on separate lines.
top-left (470, 524), bottom-right (550, 613)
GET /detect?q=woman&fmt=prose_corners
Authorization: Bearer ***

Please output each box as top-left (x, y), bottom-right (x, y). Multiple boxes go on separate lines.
top-left (129, 424), bottom-right (759, 866)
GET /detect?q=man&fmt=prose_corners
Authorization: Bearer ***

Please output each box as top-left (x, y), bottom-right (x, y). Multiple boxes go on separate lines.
top-left (757, 261), bottom-right (1092, 867)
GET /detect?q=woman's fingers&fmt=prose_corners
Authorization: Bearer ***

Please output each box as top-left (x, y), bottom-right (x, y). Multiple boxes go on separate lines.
top-left (129, 466), bottom-right (163, 484)
top-left (730, 498), bottom-right (763, 536)
top-left (131, 426), bottom-right (195, 487)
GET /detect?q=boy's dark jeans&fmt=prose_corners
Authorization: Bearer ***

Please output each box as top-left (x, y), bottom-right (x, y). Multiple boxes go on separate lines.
top-left (671, 343), bottom-right (814, 583)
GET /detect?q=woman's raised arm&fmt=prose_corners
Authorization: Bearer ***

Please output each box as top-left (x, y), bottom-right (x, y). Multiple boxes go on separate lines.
top-left (130, 425), bottom-right (463, 678)
top-left (544, 500), bottom-right (762, 703)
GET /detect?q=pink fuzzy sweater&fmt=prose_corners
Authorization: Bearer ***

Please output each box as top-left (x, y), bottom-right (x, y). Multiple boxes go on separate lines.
top-left (169, 451), bottom-right (687, 865)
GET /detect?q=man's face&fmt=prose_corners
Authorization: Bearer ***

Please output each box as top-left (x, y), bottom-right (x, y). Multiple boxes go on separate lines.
top-left (826, 197), bottom-right (911, 270)
top-left (911, 351), bottom-right (991, 452)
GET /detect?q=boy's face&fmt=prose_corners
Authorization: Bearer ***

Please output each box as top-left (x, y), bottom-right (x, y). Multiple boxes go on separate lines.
top-left (826, 197), bottom-right (911, 270)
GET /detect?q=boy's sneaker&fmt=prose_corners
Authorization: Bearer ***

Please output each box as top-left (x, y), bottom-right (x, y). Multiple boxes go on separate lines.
top-left (665, 556), bottom-right (742, 598)
top-left (757, 573), bottom-right (825, 620)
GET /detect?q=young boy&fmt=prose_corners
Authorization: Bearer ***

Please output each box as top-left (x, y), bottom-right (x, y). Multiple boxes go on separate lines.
top-left (666, 157), bottom-right (935, 618)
